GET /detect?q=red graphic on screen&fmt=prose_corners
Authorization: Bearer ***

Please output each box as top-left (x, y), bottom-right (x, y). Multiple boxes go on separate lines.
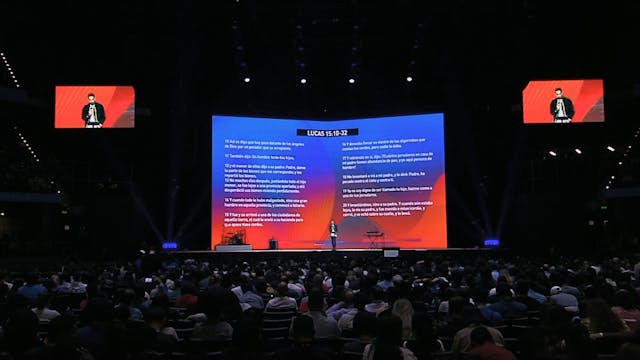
top-left (522, 79), bottom-right (604, 124)
top-left (55, 85), bottom-right (135, 128)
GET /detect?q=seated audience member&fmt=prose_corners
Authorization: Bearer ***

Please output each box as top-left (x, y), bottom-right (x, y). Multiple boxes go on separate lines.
top-left (114, 287), bottom-right (144, 321)
top-left (403, 311), bottom-right (445, 359)
top-left (239, 280), bottom-right (265, 311)
top-left (391, 298), bottom-right (415, 339)
top-left (488, 281), bottom-right (527, 319)
top-left (362, 315), bottom-right (417, 360)
top-left (337, 290), bottom-right (368, 333)
top-left (192, 295), bottom-right (234, 340)
top-left (174, 281), bottom-right (199, 309)
top-left (294, 287), bottom-right (340, 340)
top-left (581, 297), bottom-right (630, 337)
top-left (223, 315), bottom-right (271, 360)
top-left (265, 281), bottom-right (298, 311)
top-left (468, 326), bottom-right (517, 360)
top-left (17, 271), bottom-right (48, 305)
top-left (514, 279), bottom-right (544, 311)
top-left (450, 306), bottom-right (506, 354)
top-left (327, 288), bottom-right (355, 321)
top-left (31, 292), bottom-right (62, 321)
top-left (548, 285), bottom-right (579, 315)
top-left (40, 314), bottom-right (82, 359)
top-left (144, 305), bottom-right (179, 353)
top-left (273, 315), bottom-right (335, 360)
top-left (611, 289), bottom-right (640, 326)
top-left (341, 311), bottom-right (377, 355)
top-left (435, 295), bottom-right (469, 338)
top-left (75, 297), bottom-right (126, 360)
top-left (1, 307), bottom-right (45, 359)
top-left (364, 286), bottom-right (389, 315)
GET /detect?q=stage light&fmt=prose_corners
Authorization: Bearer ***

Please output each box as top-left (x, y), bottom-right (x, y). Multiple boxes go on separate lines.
top-left (574, 148), bottom-right (582, 154)
top-left (607, 146), bottom-right (615, 152)
top-left (348, 78), bottom-right (355, 84)
top-left (0, 212), bottom-right (4, 216)
top-left (162, 242), bottom-right (178, 250)
top-left (619, 161), bottom-right (623, 165)
top-left (300, 78), bottom-right (307, 84)
top-left (611, 175), bottom-right (615, 179)
top-left (484, 239), bottom-right (500, 247)
top-left (243, 77), bottom-right (251, 83)
top-left (406, 76), bottom-right (413, 82)
top-left (548, 151), bottom-right (557, 156)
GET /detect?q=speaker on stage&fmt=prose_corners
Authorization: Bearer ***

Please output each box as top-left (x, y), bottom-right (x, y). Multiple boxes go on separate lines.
top-left (269, 237), bottom-right (278, 250)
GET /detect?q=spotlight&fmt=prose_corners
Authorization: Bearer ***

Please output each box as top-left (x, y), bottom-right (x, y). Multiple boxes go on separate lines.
top-left (243, 77), bottom-right (251, 83)
top-left (300, 78), bottom-right (307, 84)
top-left (574, 148), bottom-right (582, 154)
top-left (607, 146), bottom-right (615, 152)
top-left (484, 239), bottom-right (500, 247)
top-left (406, 76), bottom-right (413, 82)
top-left (549, 151), bottom-right (557, 157)
top-left (162, 242), bottom-right (178, 250)
top-left (348, 78), bottom-right (355, 84)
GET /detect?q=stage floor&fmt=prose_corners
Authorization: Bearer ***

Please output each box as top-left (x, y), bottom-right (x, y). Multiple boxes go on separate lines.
top-left (166, 247), bottom-right (501, 261)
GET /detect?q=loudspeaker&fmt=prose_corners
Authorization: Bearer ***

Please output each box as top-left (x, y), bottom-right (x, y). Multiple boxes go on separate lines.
top-left (269, 238), bottom-right (278, 250)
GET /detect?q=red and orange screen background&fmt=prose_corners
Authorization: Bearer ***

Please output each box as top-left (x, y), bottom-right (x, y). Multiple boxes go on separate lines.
top-left (211, 114), bottom-right (448, 250)
top-left (55, 85), bottom-right (135, 128)
top-left (522, 79), bottom-right (605, 124)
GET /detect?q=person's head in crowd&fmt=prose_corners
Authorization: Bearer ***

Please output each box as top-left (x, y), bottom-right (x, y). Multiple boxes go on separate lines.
top-left (34, 291), bottom-right (53, 310)
top-left (307, 287), bottom-right (325, 312)
top-left (584, 297), bottom-right (628, 333)
top-left (45, 313), bottom-right (78, 352)
top-left (372, 315), bottom-right (404, 360)
top-left (240, 279), bottom-right (254, 294)
top-left (411, 311), bottom-right (437, 343)
top-left (469, 325), bottom-right (494, 348)
top-left (353, 311), bottom-right (377, 339)
top-left (24, 271), bottom-right (41, 285)
top-left (519, 326), bottom-right (554, 360)
top-left (231, 315), bottom-right (264, 351)
top-left (144, 305), bottom-right (171, 343)
top-left (462, 305), bottom-right (486, 326)
top-left (515, 279), bottom-right (532, 296)
top-left (391, 298), bottom-right (414, 337)
top-left (117, 287), bottom-right (137, 307)
top-left (277, 281), bottom-right (291, 298)
top-left (448, 295), bottom-right (467, 317)
top-left (613, 289), bottom-right (639, 310)
top-left (254, 277), bottom-right (268, 294)
top-left (80, 297), bottom-right (114, 325)
top-left (3, 307), bottom-right (41, 354)
top-left (352, 290), bottom-right (369, 311)
top-left (151, 292), bottom-right (170, 309)
top-left (495, 281), bottom-right (513, 299)
top-left (291, 315), bottom-right (315, 343)
top-left (369, 285), bottom-right (386, 303)
top-left (180, 281), bottom-right (198, 296)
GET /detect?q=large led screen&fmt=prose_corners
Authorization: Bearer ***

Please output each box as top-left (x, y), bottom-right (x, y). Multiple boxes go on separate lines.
top-left (212, 114), bottom-right (447, 250)
top-left (522, 79), bottom-right (604, 124)
top-left (55, 85), bottom-right (135, 128)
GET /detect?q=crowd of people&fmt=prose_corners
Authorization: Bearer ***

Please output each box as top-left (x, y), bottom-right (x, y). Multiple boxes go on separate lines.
top-left (1, 250), bottom-right (640, 359)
